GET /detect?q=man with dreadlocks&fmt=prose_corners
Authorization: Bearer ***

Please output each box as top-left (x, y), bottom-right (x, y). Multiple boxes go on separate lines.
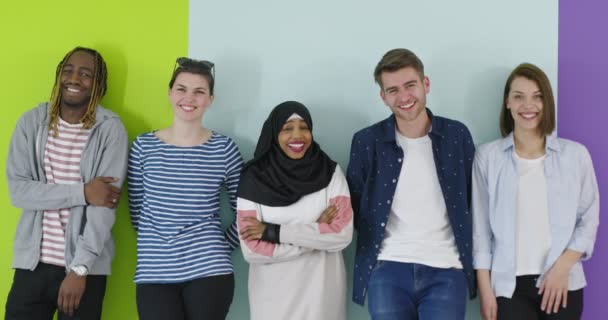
top-left (5, 47), bottom-right (128, 319)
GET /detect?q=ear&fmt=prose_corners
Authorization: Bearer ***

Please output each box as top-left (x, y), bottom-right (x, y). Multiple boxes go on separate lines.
top-left (423, 76), bottom-right (430, 94)
top-left (209, 94), bottom-right (215, 105)
top-left (380, 88), bottom-right (389, 106)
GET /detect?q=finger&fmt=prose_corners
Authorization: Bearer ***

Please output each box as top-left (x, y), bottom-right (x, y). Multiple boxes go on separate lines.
top-left (109, 195), bottom-right (120, 204)
top-left (62, 292), bottom-right (72, 316)
top-left (243, 232), bottom-right (261, 240)
top-left (540, 288), bottom-right (549, 311)
top-left (74, 291), bottom-right (83, 311)
top-left (109, 186), bottom-right (121, 193)
top-left (562, 289), bottom-right (568, 309)
top-left (553, 291), bottom-right (562, 314)
top-left (545, 290), bottom-right (556, 314)
top-left (69, 293), bottom-right (77, 317)
top-left (239, 226), bottom-right (252, 235)
top-left (538, 279), bottom-right (545, 295)
top-left (58, 292), bottom-right (64, 313)
top-left (100, 176), bottom-right (117, 183)
top-left (103, 200), bottom-right (116, 209)
top-left (241, 230), bottom-right (260, 240)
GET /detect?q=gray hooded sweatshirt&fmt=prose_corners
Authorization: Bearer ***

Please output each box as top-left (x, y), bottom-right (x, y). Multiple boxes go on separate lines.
top-left (6, 102), bottom-right (128, 275)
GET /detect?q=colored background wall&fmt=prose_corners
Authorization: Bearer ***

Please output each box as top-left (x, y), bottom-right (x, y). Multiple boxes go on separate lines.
top-left (1, 0), bottom-right (605, 319)
top-left (189, 1), bottom-right (557, 319)
top-left (558, 1), bottom-right (607, 319)
top-left (0, 0), bottom-right (188, 319)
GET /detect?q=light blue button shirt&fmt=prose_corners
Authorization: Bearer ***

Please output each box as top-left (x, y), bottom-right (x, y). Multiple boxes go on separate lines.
top-left (472, 132), bottom-right (599, 298)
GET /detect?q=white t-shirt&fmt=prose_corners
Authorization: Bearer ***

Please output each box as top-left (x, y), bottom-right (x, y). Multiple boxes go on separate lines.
top-left (514, 152), bottom-right (551, 276)
top-left (378, 132), bottom-right (462, 269)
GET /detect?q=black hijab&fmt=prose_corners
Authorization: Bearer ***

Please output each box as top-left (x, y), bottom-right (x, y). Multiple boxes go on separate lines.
top-left (238, 101), bottom-right (337, 207)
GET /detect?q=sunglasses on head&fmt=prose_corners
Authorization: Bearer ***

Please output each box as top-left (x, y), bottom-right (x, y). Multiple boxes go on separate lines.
top-left (174, 57), bottom-right (215, 77)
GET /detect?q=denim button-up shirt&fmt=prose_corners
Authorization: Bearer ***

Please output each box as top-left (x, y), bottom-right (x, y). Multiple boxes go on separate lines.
top-left (347, 109), bottom-right (476, 305)
top-left (472, 133), bottom-right (600, 298)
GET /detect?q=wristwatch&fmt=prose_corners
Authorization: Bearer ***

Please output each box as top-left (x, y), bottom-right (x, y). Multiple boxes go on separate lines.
top-left (71, 265), bottom-right (89, 277)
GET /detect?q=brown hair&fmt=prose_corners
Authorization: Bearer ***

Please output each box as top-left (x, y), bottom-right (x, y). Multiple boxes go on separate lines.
top-left (374, 48), bottom-right (424, 89)
top-left (169, 57), bottom-right (215, 95)
top-left (500, 63), bottom-right (555, 137)
top-left (48, 47), bottom-right (108, 134)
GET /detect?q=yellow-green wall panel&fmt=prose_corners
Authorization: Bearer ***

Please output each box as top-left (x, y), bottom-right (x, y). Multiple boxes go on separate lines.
top-left (0, 1), bottom-right (188, 319)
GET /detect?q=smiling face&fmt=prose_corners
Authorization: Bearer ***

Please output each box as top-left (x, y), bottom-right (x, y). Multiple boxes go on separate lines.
top-left (277, 116), bottom-right (312, 160)
top-left (60, 50), bottom-right (95, 109)
top-left (380, 66), bottom-right (430, 124)
top-left (506, 76), bottom-right (544, 134)
top-left (168, 72), bottom-right (214, 122)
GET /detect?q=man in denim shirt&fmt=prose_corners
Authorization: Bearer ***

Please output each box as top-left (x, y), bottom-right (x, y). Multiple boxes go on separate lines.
top-left (347, 48), bottom-right (476, 319)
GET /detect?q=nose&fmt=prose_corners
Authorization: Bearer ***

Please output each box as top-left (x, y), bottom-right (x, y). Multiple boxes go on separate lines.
top-left (184, 91), bottom-right (196, 101)
top-left (524, 97), bottom-right (537, 107)
top-left (292, 127), bottom-right (303, 137)
top-left (396, 89), bottom-right (411, 103)
top-left (67, 70), bottom-right (81, 84)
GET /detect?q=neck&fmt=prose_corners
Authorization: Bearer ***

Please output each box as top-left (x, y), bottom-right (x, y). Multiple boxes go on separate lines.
top-left (166, 117), bottom-right (209, 146)
top-left (60, 104), bottom-right (88, 124)
top-left (513, 128), bottom-right (545, 159)
top-left (395, 110), bottom-right (431, 138)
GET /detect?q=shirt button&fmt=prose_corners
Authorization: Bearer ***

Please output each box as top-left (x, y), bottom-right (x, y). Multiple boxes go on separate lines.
top-left (392, 179), bottom-right (397, 183)
top-left (381, 223), bottom-right (386, 227)
top-left (398, 158), bottom-right (402, 162)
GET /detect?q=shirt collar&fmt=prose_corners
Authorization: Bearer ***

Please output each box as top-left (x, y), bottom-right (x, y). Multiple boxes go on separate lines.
top-left (501, 131), bottom-right (561, 153)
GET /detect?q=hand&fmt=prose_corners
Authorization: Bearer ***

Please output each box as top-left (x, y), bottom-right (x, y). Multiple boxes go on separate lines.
top-left (317, 205), bottom-right (338, 224)
top-left (239, 217), bottom-right (266, 241)
top-left (84, 177), bottom-right (121, 208)
top-left (539, 261), bottom-right (570, 314)
top-left (58, 272), bottom-right (86, 317)
top-left (479, 286), bottom-right (497, 320)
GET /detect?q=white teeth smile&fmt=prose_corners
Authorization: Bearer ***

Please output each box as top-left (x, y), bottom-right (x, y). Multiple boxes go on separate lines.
top-left (399, 102), bottom-right (415, 109)
top-left (67, 88), bottom-right (80, 93)
top-left (180, 105), bottom-right (196, 111)
top-left (288, 143), bottom-right (304, 148)
top-left (520, 113), bottom-right (537, 119)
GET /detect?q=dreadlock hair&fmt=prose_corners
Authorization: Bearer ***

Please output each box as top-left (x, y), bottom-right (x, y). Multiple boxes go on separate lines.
top-left (48, 47), bottom-right (108, 134)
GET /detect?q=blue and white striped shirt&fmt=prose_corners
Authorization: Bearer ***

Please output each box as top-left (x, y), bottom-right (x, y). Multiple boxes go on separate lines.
top-left (127, 132), bottom-right (243, 284)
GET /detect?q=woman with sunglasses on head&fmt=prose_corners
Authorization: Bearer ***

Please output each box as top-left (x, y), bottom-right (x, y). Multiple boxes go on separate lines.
top-left (127, 57), bottom-right (243, 320)
top-left (473, 63), bottom-right (599, 320)
top-left (237, 101), bottom-right (353, 320)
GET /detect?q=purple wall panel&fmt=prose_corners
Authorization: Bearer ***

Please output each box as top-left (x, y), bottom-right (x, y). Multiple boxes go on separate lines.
top-left (559, 1), bottom-right (608, 318)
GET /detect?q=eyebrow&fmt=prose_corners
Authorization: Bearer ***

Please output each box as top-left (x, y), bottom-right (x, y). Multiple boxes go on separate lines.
top-left (384, 80), bottom-right (417, 92)
top-left (175, 84), bottom-right (208, 91)
top-left (64, 64), bottom-right (94, 73)
top-left (511, 90), bottom-right (542, 94)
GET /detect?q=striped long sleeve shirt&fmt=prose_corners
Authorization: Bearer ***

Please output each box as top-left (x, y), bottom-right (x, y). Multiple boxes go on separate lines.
top-left (127, 132), bottom-right (243, 284)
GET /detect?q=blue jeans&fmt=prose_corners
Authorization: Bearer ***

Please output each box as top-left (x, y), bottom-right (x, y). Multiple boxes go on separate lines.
top-left (367, 261), bottom-right (467, 320)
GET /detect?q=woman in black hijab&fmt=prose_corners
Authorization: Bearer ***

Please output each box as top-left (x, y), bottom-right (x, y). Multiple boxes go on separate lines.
top-left (237, 101), bottom-right (353, 320)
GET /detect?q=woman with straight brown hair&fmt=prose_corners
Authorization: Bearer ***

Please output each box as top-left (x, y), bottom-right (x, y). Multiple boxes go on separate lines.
top-left (473, 63), bottom-right (599, 320)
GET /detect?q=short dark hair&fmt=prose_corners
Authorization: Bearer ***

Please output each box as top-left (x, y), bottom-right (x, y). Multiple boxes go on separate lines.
top-left (500, 63), bottom-right (555, 137)
top-left (169, 57), bottom-right (215, 95)
top-left (374, 48), bottom-right (425, 89)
